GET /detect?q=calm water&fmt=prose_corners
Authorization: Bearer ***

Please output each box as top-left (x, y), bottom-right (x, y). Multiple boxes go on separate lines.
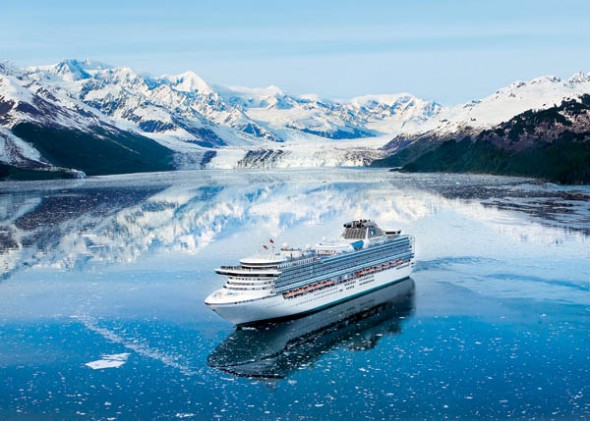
top-left (0, 169), bottom-right (589, 419)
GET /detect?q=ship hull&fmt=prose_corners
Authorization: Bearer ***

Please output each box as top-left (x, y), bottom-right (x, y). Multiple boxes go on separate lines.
top-left (206, 260), bottom-right (414, 326)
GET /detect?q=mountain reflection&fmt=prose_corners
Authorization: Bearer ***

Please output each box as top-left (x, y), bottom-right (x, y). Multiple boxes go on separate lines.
top-left (207, 278), bottom-right (415, 380)
top-left (0, 171), bottom-right (587, 281)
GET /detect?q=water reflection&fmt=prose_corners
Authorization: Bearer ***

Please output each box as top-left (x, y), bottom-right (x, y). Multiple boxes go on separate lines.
top-left (207, 278), bottom-right (415, 379)
top-left (0, 170), bottom-right (587, 282)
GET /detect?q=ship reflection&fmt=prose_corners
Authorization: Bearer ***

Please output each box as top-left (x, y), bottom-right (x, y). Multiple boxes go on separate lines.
top-left (207, 278), bottom-right (415, 380)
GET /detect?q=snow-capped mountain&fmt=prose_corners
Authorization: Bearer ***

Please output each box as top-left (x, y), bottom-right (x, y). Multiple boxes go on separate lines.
top-left (27, 60), bottom-right (443, 146)
top-left (2, 58), bottom-right (590, 179)
top-left (217, 85), bottom-right (442, 140)
top-left (1, 58), bottom-right (443, 174)
top-left (376, 92), bottom-right (590, 183)
top-left (385, 72), bottom-right (590, 149)
top-left (28, 59), bottom-right (280, 147)
top-left (441, 73), bottom-right (590, 131)
top-left (378, 72), bottom-right (590, 180)
top-left (0, 61), bottom-right (177, 178)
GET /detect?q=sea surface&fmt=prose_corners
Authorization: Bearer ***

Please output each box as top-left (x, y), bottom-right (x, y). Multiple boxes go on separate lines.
top-left (0, 169), bottom-right (589, 420)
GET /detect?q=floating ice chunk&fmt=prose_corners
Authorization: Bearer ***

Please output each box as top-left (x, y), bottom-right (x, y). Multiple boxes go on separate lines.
top-left (85, 353), bottom-right (130, 370)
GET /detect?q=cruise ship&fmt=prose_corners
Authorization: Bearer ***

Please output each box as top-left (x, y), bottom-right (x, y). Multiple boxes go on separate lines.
top-left (204, 219), bottom-right (415, 325)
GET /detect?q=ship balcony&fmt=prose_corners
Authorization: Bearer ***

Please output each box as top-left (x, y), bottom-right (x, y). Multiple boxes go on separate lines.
top-left (224, 278), bottom-right (274, 290)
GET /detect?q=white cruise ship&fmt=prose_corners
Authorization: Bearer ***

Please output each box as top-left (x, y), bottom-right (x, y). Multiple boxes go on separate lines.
top-left (204, 219), bottom-right (415, 325)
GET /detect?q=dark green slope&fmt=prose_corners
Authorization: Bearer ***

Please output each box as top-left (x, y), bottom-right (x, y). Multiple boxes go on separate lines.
top-left (402, 136), bottom-right (590, 184)
top-left (11, 123), bottom-right (175, 178)
top-left (371, 137), bottom-right (444, 168)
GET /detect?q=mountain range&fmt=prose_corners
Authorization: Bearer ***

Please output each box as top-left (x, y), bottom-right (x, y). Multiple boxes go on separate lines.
top-left (1, 59), bottom-right (589, 182)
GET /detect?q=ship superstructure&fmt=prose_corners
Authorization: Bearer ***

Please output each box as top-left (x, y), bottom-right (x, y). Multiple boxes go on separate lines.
top-left (205, 219), bottom-right (415, 325)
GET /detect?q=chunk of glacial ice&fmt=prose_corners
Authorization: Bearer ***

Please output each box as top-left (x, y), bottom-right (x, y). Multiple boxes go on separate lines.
top-left (85, 353), bottom-right (130, 370)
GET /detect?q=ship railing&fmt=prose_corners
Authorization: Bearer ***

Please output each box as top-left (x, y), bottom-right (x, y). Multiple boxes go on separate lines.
top-left (218, 265), bottom-right (277, 271)
top-left (277, 255), bottom-right (320, 268)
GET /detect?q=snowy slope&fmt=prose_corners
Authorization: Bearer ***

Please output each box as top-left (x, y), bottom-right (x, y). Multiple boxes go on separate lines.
top-left (217, 85), bottom-right (371, 139)
top-left (28, 60), bottom-right (280, 147)
top-left (0, 62), bottom-right (117, 174)
top-left (411, 73), bottom-right (590, 136)
top-left (217, 85), bottom-right (442, 140)
top-left (0, 62), bottom-right (176, 177)
top-left (348, 93), bottom-right (442, 133)
top-left (1, 61), bottom-right (113, 131)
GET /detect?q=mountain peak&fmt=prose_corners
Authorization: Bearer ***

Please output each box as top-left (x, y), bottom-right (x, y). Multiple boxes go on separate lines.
top-left (567, 71), bottom-right (590, 85)
top-left (529, 75), bottom-right (561, 85)
top-left (49, 59), bottom-right (111, 82)
top-left (100, 66), bottom-right (148, 87)
top-left (350, 93), bottom-right (419, 107)
top-left (163, 71), bottom-right (213, 94)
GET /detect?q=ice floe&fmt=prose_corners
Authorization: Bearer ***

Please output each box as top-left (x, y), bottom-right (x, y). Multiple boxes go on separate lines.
top-left (85, 353), bottom-right (130, 370)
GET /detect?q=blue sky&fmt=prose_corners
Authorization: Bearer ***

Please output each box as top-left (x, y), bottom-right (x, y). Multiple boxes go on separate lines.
top-left (2, 0), bottom-right (590, 104)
